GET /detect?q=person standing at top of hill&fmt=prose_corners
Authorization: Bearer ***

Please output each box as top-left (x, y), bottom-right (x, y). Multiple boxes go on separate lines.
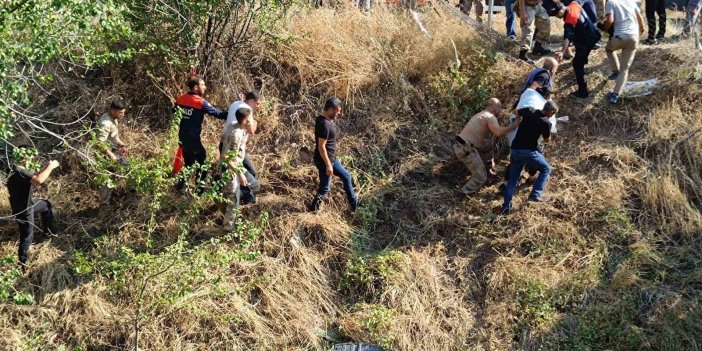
top-left (222, 91), bottom-right (262, 178)
top-left (454, 98), bottom-right (521, 195)
top-left (307, 97), bottom-right (358, 213)
top-left (174, 76), bottom-right (228, 193)
top-left (460, 0), bottom-right (484, 23)
top-left (6, 146), bottom-right (62, 272)
top-left (96, 100), bottom-right (128, 210)
top-left (220, 108), bottom-right (260, 231)
top-left (502, 101), bottom-right (558, 214)
top-left (643, 0), bottom-right (666, 45)
top-left (603, 0), bottom-right (645, 104)
top-left (516, 0), bottom-right (553, 62)
top-left (556, 0), bottom-right (602, 99)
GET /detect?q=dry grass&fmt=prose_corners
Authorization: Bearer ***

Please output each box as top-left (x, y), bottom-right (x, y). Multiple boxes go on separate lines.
top-left (1, 3), bottom-right (701, 351)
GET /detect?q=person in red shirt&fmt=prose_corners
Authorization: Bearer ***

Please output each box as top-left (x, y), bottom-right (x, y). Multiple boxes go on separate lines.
top-left (174, 77), bottom-right (227, 193)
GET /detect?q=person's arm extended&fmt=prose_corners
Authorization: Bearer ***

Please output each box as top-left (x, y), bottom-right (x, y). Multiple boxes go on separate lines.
top-left (203, 100), bottom-right (228, 120)
top-left (31, 160), bottom-right (59, 185)
top-left (603, 13), bottom-right (614, 32)
top-left (487, 116), bottom-right (521, 137)
top-left (317, 138), bottom-right (333, 176)
top-left (519, 0), bottom-right (527, 24)
top-left (635, 11), bottom-right (645, 35)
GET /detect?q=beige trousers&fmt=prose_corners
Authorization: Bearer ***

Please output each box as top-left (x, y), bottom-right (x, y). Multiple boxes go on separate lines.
top-left (515, 2), bottom-right (551, 51)
top-left (454, 142), bottom-right (488, 194)
top-left (606, 35), bottom-right (639, 95)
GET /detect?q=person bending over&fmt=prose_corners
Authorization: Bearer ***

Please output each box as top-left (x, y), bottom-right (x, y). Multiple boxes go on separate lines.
top-left (502, 101), bottom-right (558, 214)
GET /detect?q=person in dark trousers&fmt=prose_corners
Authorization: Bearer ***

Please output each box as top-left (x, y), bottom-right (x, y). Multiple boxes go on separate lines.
top-left (644, 0), bottom-right (666, 44)
top-left (308, 97), bottom-right (358, 213)
top-left (557, 0), bottom-right (602, 98)
top-left (174, 76), bottom-right (228, 193)
top-left (5, 146), bottom-right (61, 271)
top-left (502, 101), bottom-right (558, 214)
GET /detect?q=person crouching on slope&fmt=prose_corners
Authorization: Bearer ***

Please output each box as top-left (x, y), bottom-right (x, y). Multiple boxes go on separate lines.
top-left (308, 97), bottom-right (358, 213)
top-left (556, 0), bottom-right (601, 99)
top-left (502, 101), bottom-right (558, 214)
top-left (455, 98), bottom-right (521, 195)
top-left (221, 108), bottom-right (260, 231)
top-left (174, 76), bottom-right (228, 193)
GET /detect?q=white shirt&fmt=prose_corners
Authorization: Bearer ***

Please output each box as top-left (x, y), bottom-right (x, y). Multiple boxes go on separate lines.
top-left (508, 89), bottom-right (548, 146)
top-left (223, 101), bottom-right (253, 132)
top-left (606, 0), bottom-right (641, 38)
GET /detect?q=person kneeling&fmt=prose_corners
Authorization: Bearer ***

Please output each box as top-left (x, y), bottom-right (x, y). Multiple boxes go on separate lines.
top-left (220, 108), bottom-right (260, 231)
top-left (502, 101), bottom-right (558, 214)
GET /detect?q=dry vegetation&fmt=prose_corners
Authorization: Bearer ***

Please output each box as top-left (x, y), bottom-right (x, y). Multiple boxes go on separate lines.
top-left (0, 2), bottom-right (701, 350)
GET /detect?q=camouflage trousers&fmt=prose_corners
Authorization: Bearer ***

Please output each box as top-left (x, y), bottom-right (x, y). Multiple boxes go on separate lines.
top-left (224, 171), bottom-right (260, 231)
top-left (453, 142), bottom-right (488, 194)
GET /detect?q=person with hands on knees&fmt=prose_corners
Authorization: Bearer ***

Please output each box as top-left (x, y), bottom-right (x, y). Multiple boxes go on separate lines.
top-left (308, 97), bottom-right (358, 213)
top-left (556, 0), bottom-right (601, 99)
top-left (455, 98), bottom-right (521, 195)
top-left (602, 0), bottom-right (645, 104)
top-left (502, 101), bottom-right (558, 215)
top-left (5, 146), bottom-right (62, 272)
top-left (174, 76), bottom-right (228, 193)
top-left (220, 108), bottom-right (260, 231)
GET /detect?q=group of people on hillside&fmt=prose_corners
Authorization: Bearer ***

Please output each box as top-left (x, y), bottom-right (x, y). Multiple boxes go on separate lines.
top-left (455, 58), bottom-right (560, 214)
top-left (4, 76), bottom-right (357, 271)
top-left (460, 0), bottom-right (699, 102)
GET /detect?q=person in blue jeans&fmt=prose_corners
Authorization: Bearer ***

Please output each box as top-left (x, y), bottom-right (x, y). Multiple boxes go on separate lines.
top-left (308, 97), bottom-right (358, 212)
top-left (506, 0), bottom-right (518, 38)
top-left (502, 101), bottom-right (558, 214)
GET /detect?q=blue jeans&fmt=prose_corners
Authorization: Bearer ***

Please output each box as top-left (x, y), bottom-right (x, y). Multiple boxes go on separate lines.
top-left (503, 149), bottom-right (551, 210)
top-left (505, 0), bottom-right (517, 37)
top-left (316, 159), bottom-right (357, 207)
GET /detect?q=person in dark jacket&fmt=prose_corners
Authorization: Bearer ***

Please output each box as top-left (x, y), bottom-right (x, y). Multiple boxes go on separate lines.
top-left (502, 101), bottom-right (558, 214)
top-left (5, 146), bottom-right (61, 271)
top-left (174, 76), bottom-right (228, 193)
top-left (557, 1), bottom-right (602, 98)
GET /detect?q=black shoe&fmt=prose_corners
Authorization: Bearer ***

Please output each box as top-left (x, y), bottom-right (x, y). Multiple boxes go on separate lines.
top-left (240, 186), bottom-right (257, 205)
top-left (531, 42), bottom-right (553, 56)
top-left (307, 195), bottom-right (323, 212)
top-left (519, 49), bottom-right (534, 64)
top-left (350, 199), bottom-right (358, 213)
top-left (499, 206), bottom-right (511, 215)
top-left (644, 38), bottom-right (657, 45)
top-left (608, 71), bottom-right (619, 81)
top-left (593, 42), bottom-right (601, 50)
top-left (42, 213), bottom-right (62, 235)
top-left (569, 91), bottom-right (589, 99)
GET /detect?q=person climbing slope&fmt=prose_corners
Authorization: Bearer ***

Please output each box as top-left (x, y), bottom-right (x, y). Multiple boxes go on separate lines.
top-left (5, 146), bottom-right (62, 272)
top-left (454, 98), bottom-right (521, 195)
top-left (174, 76), bottom-right (228, 193)
top-left (308, 97), bottom-right (358, 213)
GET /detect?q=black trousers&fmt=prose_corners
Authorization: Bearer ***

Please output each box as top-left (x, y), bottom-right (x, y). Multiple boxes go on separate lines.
top-left (15, 200), bottom-right (52, 266)
top-left (177, 141), bottom-right (208, 191)
top-left (645, 0), bottom-right (666, 39)
top-left (573, 45), bottom-right (594, 94)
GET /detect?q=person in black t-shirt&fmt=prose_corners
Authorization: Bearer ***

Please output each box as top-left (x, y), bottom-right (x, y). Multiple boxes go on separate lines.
top-left (5, 146), bottom-right (61, 271)
top-left (307, 97), bottom-right (358, 212)
top-left (502, 101), bottom-right (558, 214)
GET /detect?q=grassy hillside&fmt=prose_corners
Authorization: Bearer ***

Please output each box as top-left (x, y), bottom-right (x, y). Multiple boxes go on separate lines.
top-left (1, 3), bottom-right (701, 350)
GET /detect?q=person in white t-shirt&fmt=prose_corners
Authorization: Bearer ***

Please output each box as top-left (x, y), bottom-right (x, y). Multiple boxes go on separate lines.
top-left (603, 0), bottom-right (645, 104)
top-left (220, 91), bottom-right (262, 177)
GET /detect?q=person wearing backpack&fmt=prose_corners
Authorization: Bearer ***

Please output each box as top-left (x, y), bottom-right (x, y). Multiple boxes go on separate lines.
top-left (556, 0), bottom-right (602, 98)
